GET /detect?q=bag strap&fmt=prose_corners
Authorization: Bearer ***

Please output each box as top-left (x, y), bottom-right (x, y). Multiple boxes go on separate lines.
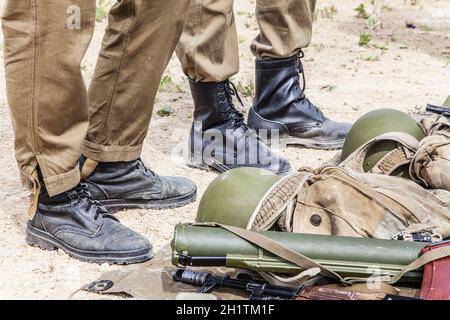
top-left (213, 224), bottom-right (450, 285)
top-left (215, 224), bottom-right (348, 283)
top-left (388, 245), bottom-right (450, 284)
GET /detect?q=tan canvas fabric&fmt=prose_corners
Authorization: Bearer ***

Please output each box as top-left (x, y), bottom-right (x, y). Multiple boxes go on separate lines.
top-left (411, 117), bottom-right (450, 190)
top-left (78, 245), bottom-right (247, 300)
top-left (420, 116), bottom-right (450, 138)
top-left (176, 0), bottom-right (316, 82)
top-left (2, 0), bottom-right (189, 197)
top-left (253, 167), bottom-right (450, 239)
top-left (338, 116), bottom-right (450, 192)
top-left (291, 167), bottom-right (450, 239)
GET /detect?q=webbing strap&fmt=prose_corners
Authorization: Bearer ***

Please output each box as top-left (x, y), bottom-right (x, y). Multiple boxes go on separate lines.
top-left (371, 147), bottom-right (411, 175)
top-left (340, 132), bottom-right (419, 174)
top-left (388, 246), bottom-right (450, 284)
top-left (215, 224), bottom-right (347, 283)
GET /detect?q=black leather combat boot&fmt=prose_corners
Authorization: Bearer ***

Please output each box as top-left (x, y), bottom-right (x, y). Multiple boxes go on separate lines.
top-left (26, 183), bottom-right (153, 264)
top-left (81, 158), bottom-right (197, 212)
top-left (188, 79), bottom-right (291, 175)
top-left (248, 53), bottom-right (351, 150)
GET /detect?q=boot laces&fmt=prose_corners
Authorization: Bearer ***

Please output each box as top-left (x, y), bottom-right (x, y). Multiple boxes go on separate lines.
top-left (218, 80), bottom-right (248, 130)
top-left (136, 158), bottom-right (156, 177)
top-left (298, 50), bottom-right (323, 119)
top-left (75, 183), bottom-right (111, 220)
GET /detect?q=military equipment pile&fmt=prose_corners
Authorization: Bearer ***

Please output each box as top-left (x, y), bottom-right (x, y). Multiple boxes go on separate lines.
top-left (86, 104), bottom-right (450, 301)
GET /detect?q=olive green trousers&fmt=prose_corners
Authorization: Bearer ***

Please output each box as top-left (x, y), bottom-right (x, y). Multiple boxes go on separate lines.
top-left (2, 0), bottom-right (188, 196)
top-left (176, 0), bottom-right (316, 82)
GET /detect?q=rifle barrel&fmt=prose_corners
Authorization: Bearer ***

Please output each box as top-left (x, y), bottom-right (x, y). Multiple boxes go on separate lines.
top-left (426, 104), bottom-right (450, 116)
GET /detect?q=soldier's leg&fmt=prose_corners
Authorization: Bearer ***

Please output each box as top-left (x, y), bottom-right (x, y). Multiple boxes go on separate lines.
top-left (176, 0), bottom-right (239, 83)
top-left (2, 0), bottom-right (153, 264)
top-left (248, 0), bottom-right (351, 150)
top-left (176, 0), bottom-right (291, 176)
top-left (250, 0), bottom-right (316, 59)
top-left (2, 0), bottom-right (94, 197)
top-left (81, 0), bottom-right (197, 212)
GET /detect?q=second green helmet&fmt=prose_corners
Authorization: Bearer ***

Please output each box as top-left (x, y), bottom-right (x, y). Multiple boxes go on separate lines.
top-left (342, 108), bottom-right (426, 177)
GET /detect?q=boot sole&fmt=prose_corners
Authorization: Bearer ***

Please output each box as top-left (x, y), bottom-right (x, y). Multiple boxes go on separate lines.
top-left (187, 155), bottom-right (292, 176)
top-left (281, 137), bottom-right (345, 150)
top-left (26, 225), bottom-right (154, 265)
top-left (100, 188), bottom-right (197, 213)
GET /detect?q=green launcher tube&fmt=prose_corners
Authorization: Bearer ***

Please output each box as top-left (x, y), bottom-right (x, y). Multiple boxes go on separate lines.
top-left (172, 224), bottom-right (428, 282)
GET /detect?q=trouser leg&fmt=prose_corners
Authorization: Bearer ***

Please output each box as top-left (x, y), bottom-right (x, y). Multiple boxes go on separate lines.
top-left (83, 0), bottom-right (189, 162)
top-left (176, 0), bottom-right (238, 82)
top-left (176, 0), bottom-right (316, 80)
top-left (2, 0), bottom-right (95, 196)
top-left (251, 0), bottom-right (316, 59)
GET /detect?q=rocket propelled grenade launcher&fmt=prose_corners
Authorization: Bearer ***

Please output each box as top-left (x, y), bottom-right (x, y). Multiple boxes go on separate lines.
top-left (172, 224), bottom-right (428, 283)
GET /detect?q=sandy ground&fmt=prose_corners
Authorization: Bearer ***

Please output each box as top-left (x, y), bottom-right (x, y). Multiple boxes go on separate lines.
top-left (0, 0), bottom-right (449, 299)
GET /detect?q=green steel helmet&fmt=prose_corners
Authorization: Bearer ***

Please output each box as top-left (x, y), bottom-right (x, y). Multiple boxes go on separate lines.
top-left (196, 168), bottom-right (281, 229)
top-left (342, 108), bottom-right (426, 178)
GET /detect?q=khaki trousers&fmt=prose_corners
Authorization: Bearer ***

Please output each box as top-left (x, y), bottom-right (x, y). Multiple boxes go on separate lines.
top-left (176, 0), bottom-right (316, 82)
top-left (2, 0), bottom-right (188, 197)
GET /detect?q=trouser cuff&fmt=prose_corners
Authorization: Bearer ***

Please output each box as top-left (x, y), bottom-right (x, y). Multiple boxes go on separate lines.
top-left (43, 166), bottom-right (81, 197)
top-left (81, 140), bottom-right (143, 162)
